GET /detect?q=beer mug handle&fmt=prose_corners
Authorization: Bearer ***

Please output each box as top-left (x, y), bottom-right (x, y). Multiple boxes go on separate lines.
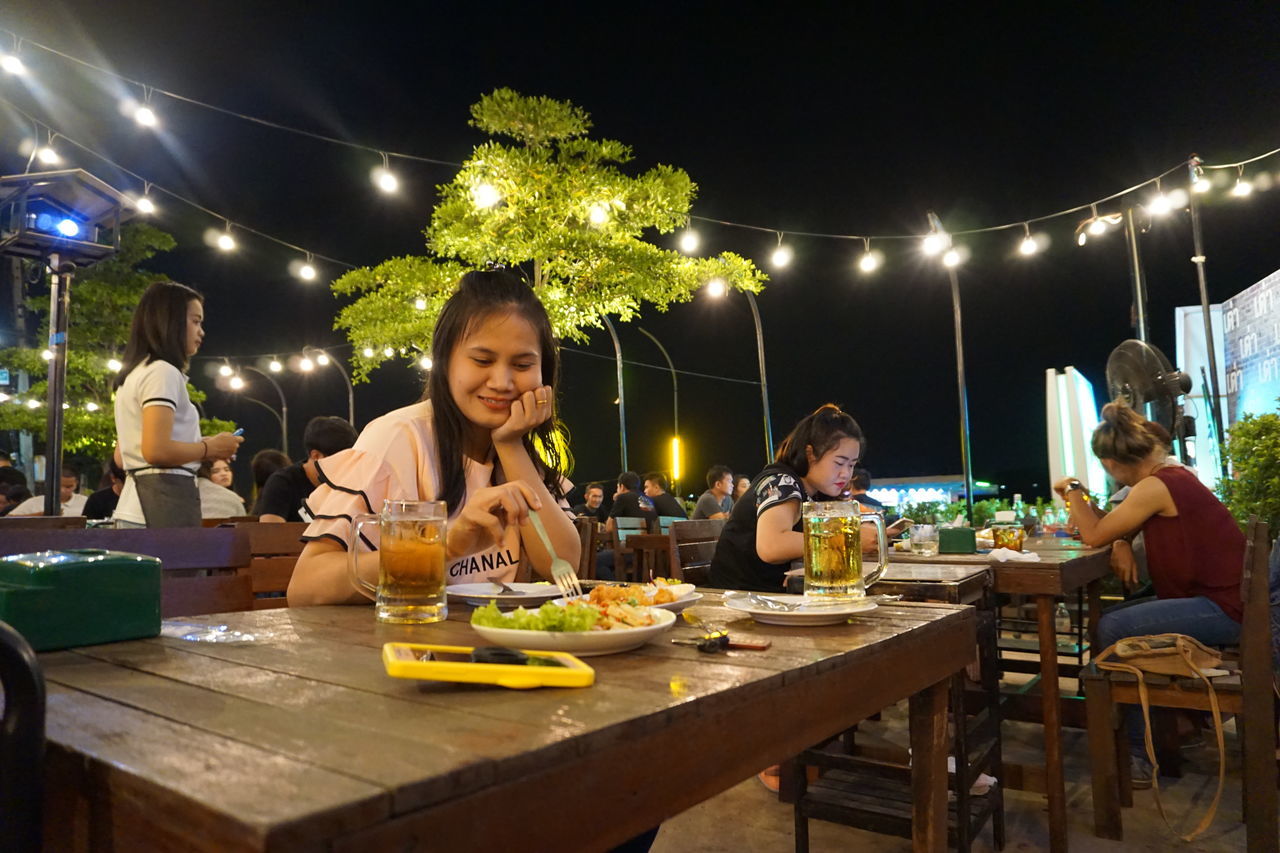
top-left (348, 513), bottom-right (379, 601)
top-left (861, 512), bottom-right (888, 586)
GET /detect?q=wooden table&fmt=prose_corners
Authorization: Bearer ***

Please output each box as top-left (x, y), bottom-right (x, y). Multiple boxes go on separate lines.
top-left (890, 537), bottom-right (1112, 853)
top-left (39, 594), bottom-right (975, 852)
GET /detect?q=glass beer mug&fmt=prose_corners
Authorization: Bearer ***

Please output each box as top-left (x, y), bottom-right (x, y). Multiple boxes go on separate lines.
top-left (801, 501), bottom-right (888, 599)
top-left (349, 499), bottom-right (448, 623)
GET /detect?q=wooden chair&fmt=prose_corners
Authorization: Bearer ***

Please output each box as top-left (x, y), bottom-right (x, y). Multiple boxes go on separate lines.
top-left (0, 516), bottom-right (87, 531)
top-left (666, 519), bottom-right (724, 584)
top-left (611, 517), bottom-right (650, 582)
top-left (1083, 517), bottom-right (1276, 849)
top-left (573, 517), bottom-right (604, 580)
top-left (0, 527), bottom-right (254, 618)
top-left (201, 515), bottom-right (257, 528)
top-left (657, 515), bottom-right (684, 534)
top-left (231, 522), bottom-right (307, 609)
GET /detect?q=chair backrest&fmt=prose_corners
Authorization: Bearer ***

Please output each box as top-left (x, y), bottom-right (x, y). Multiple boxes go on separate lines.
top-left (574, 517), bottom-right (597, 580)
top-left (614, 516), bottom-right (649, 545)
top-left (0, 527), bottom-right (253, 618)
top-left (0, 516), bottom-right (87, 530)
top-left (0, 619), bottom-right (43, 852)
top-left (1239, 517), bottom-right (1271, 686)
top-left (667, 518), bottom-right (725, 584)
top-left (232, 522), bottom-right (308, 608)
top-left (657, 515), bottom-right (684, 534)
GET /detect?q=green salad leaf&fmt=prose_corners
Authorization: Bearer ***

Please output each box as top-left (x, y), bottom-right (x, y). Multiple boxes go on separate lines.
top-left (470, 601), bottom-right (599, 632)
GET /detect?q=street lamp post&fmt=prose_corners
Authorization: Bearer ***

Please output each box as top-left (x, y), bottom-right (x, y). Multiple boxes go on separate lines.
top-left (304, 347), bottom-right (355, 425)
top-left (638, 327), bottom-right (678, 493)
top-left (238, 365), bottom-right (289, 456)
top-left (602, 316), bottom-right (627, 471)
top-left (744, 291), bottom-right (774, 463)
top-left (946, 267), bottom-right (975, 522)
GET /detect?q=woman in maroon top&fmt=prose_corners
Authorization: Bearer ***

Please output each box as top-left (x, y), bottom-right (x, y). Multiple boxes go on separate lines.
top-left (1057, 401), bottom-right (1244, 785)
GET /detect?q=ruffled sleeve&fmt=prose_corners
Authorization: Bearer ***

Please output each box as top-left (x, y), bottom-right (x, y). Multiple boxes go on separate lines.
top-left (301, 401), bottom-right (438, 552)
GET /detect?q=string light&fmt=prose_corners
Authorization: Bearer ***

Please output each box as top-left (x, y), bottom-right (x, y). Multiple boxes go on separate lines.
top-left (218, 363), bottom-right (233, 377)
top-left (362, 347), bottom-right (374, 358)
top-left (1231, 165), bottom-right (1253, 197)
top-left (85, 402), bottom-right (99, 412)
top-left (0, 53), bottom-right (26, 76)
top-left (106, 358), bottom-right (122, 372)
top-left (419, 355), bottom-right (433, 369)
top-left (471, 182), bottom-right (501, 209)
top-left (35, 143), bottom-right (60, 164)
top-left (678, 229), bottom-right (700, 253)
top-left (25, 399), bottom-right (39, 409)
top-left (769, 233), bottom-right (793, 269)
top-left (921, 213), bottom-right (949, 256)
top-left (1192, 166), bottom-right (1212, 193)
top-left (228, 375), bottom-right (245, 390)
top-left (297, 254), bottom-right (317, 281)
top-left (315, 353), bottom-right (330, 366)
top-left (942, 248), bottom-right (963, 268)
top-left (41, 349), bottom-right (53, 360)
top-left (268, 359), bottom-right (282, 372)
top-left (216, 222), bottom-right (236, 252)
top-left (1146, 179), bottom-right (1172, 216)
top-left (414, 298), bottom-right (427, 310)
top-left (588, 202), bottom-right (610, 225)
top-left (1018, 223), bottom-right (1038, 256)
top-left (382, 346), bottom-right (394, 358)
top-left (129, 90), bottom-right (159, 129)
top-left (857, 238), bottom-right (882, 274)
top-left (372, 153), bottom-right (398, 194)
top-left (299, 357), bottom-right (315, 372)
top-left (134, 194), bottom-right (156, 214)
top-left (706, 278), bottom-right (727, 298)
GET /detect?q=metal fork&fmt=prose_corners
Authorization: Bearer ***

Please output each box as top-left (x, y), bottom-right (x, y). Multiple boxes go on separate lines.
top-left (527, 509), bottom-right (583, 600)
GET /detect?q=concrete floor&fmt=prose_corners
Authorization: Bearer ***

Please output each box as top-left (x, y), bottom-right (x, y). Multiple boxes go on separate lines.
top-left (651, 701), bottom-right (1253, 852)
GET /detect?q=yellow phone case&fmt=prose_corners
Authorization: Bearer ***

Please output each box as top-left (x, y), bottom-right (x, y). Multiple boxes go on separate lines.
top-left (381, 642), bottom-right (595, 689)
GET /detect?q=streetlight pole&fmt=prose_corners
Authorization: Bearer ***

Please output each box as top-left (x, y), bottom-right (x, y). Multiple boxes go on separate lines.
top-left (305, 347), bottom-right (356, 426)
top-left (1186, 157), bottom-right (1228, 483)
top-left (744, 291), bottom-right (774, 463)
top-left (947, 268), bottom-right (975, 522)
top-left (638, 326), bottom-right (678, 492)
top-left (240, 365), bottom-right (289, 457)
top-left (1122, 207), bottom-right (1151, 343)
top-left (602, 316), bottom-right (627, 472)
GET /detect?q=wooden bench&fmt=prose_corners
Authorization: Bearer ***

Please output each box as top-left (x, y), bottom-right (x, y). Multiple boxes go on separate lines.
top-left (0, 527), bottom-right (253, 618)
top-left (230, 522), bottom-right (307, 609)
top-left (666, 518), bottom-right (724, 584)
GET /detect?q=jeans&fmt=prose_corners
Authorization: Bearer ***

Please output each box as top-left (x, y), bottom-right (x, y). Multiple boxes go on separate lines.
top-left (1096, 595), bottom-right (1241, 751)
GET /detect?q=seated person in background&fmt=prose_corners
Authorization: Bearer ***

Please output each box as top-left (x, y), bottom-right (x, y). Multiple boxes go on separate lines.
top-left (0, 450), bottom-right (12, 467)
top-left (571, 482), bottom-right (607, 522)
top-left (607, 471), bottom-right (657, 533)
top-left (255, 416), bottom-right (358, 523)
top-left (1058, 400), bottom-right (1244, 789)
top-left (643, 471), bottom-right (687, 519)
top-left (10, 462), bottom-right (87, 516)
top-left (848, 467), bottom-right (883, 510)
top-left (84, 460), bottom-right (126, 520)
top-left (693, 464), bottom-right (734, 520)
top-left (733, 475), bottom-right (751, 503)
top-left (710, 404), bottom-right (877, 593)
top-left (197, 459), bottom-right (248, 518)
top-left (250, 448), bottom-right (290, 506)
top-left (0, 466), bottom-right (29, 515)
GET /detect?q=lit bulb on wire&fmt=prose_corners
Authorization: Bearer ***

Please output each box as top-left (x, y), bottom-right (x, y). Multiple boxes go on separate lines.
top-left (414, 298), bottom-right (427, 310)
top-left (1231, 166), bottom-right (1253, 197)
top-left (770, 242), bottom-right (793, 269)
top-left (362, 347), bottom-right (374, 358)
top-left (229, 375), bottom-right (245, 391)
top-left (135, 196), bottom-right (156, 214)
top-left (218, 363), bottom-right (233, 377)
top-left (85, 401), bottom-right (99, 412)
top-left (298, 261), bottom-right (317, 281)
top-left (133, 104), bottom-right (158, 128)
top-left (942, 248), bottom-right (962, 268)
top-left (268, 359), bottom-right (283, 373)
top-left (107, 358), bottom-right (123, 372)
top-left (316, 353), bottom-right (330, 366)
top-left (856, 239), bottom-right (881, 274)
top-left (678, 229), bottom-right (700, 253)
top-left (706, 278), bottom-right (727, 298)
top-left (299, 357), bottom-right (315, 372)
top-left (383, 347), bottom-right (395, 358)
top-left (471, 183), bottom-right (501, 209)
top-left (419, 355), bottom-right (433, 370)
top-left (36, 145), bottom-right (60, 165)
top-left (0, 53), bottom-right (27, 76)
top-left (1017, 223), bottom-right (1039, 256)
top-left (588, 203), bottom-right (609, 225)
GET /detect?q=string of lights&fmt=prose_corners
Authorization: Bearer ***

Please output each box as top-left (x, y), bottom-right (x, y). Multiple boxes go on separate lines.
top-left (2, 28), bottom-right (1279, 283)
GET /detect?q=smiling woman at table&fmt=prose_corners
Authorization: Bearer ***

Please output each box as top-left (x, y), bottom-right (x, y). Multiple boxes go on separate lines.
top-left (709, 403), bottom-right (876, 593)
top-left (287, 270), bottom-right (579, 605)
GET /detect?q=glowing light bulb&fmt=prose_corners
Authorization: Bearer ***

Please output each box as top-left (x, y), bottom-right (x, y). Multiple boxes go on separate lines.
top-left (216, 232), bottom-right (236, 251)
top-left (588, 203), bottom-right (609, 225)
top-left (62, 402), bottom-right (69, 410)
top-left (85, 401), bottom-right (100, 412)
top-left (706, 278), bottom-right (727, 298)
top-left (135, 196), bottom-right (156, 214)
top-left (921, 233), bottom-right (948, 255)
top-left (419, 355), bottom-right (433, 369)
top-left (229, 375), bottom-right (245, 390)
top-left (471, 183), bottom-right (501, 209)
top-left (1147, 193), bottom-right (1171, 216)
top-left (770, 245), bottom-right (793, 268)
top-left (373, 168), bottom-right (398, 194)
top-left (36, 146), bottom-right (60, 165)
top-left (316, 353), bottom-right (330, 366)
top-left (26, 399), bottom-right (40, 409)
top-left (1167, 188), bottom-right (1189, 208)
top-left (383, 347), bottom-right (395, 358)
top-left (678, 230), bottom-right (700, 253)
top-left (362, 347), bottom-right (374, 358)
top-left (134, 105), bottom-right (158, 128)
top-left (858, 252), bottom-right (881, 273)
top-left (1019, 236), bottom-right (1038, 256)
top-left (268, 359), bottom-right (282, 373)
top-left (218, 364), bottom-right (233, 377)
top-left (56, 218), bottom-right (79, 237)
top-left (1193, 175), bottom-right (1212, 193)
top-left (299, 357), bottom-right (315, 372)
top-left (298, 262), bottom-right (317, 281)
top-left (942, 248), bottom-right (962, 268)
top-left (41, 349), bottom-right (53, 361)
top-left (1077, 232), bottom-right (1088, 246)
top-left (1, 54), bottom-right (27, 75)
top-left (414, 298), bottom-right (427, 310)
top-left (1231, 177), bottom-right (1253, 197)
top-left (1087, 218), bottom-right (1108, 236)
top-left (107, 358), bottom-right (123, 372)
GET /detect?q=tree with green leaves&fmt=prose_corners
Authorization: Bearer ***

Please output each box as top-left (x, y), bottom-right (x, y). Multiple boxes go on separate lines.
top-left (333, 88), bottom-right (767, 381)
top-left (1219, 400), bottom-right (1280, 531)
top-left (0, 223), bottom-right (233, 460)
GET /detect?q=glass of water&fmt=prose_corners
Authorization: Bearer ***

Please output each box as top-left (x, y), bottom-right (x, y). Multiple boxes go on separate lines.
top-left (909, 524), bottom-right (939, 557)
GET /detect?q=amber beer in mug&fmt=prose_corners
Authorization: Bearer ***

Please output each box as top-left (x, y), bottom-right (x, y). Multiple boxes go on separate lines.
top-left (349, 500), bottom-right (447, 623)
top-left (802, 502), bottom-right (888, 599)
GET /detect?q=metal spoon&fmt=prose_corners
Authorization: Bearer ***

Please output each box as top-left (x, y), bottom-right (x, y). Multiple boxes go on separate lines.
top-left (486, 575), bottom-right (523, 595)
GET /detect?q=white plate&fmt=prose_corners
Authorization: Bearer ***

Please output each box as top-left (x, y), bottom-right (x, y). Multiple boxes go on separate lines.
top-left (470, 607), bottom-right (677, 656)
top-left (448, 583), bottom-right (564, 608)
top-left (566, 584), bottom-right (700, 613)
top-left (722, 593), bottom-right (877, 626)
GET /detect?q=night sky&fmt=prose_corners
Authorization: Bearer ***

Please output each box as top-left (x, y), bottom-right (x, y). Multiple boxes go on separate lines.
top-left (2, 3), bottom-right (1279, 500)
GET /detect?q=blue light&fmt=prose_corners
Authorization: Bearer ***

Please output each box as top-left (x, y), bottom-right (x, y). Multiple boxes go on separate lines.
top-left (56, 219), bottom-right (80, 237)
top-left (35, 213), bottom-right (53, 231)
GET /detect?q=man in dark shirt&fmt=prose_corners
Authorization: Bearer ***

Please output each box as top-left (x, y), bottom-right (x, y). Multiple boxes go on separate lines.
top-left (254, 416), bottom-right (358, 522)
top-left (848, 467), bottom-right (884, 510)
top-left (83, 460), bottom-right (125, 519)
top-left (571, 483), bottom-right (607, 522)
top-left (642, 472), bottom-right (687, 519)
top-left (607, 471), bottom-right (657, 532)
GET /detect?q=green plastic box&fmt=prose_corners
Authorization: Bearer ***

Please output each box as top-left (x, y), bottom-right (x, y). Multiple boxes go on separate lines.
top-left (939, 526), bottom-right (977, 554)
top-left (0, 549), bottom-right (161, 651)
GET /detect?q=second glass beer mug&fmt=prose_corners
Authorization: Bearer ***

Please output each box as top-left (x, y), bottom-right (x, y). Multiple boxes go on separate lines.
top-left (802, 501), bottom-right (888, 599)
top-left (349, 499), bottom-right (448, 623)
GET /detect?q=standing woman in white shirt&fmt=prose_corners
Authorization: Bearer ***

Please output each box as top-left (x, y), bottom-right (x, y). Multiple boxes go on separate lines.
top-left (112, 281), bottom-right (242, 527)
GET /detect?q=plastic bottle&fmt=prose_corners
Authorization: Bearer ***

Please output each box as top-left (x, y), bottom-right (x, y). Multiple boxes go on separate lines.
top-left (1054, 602), bottom-right (1071, 634)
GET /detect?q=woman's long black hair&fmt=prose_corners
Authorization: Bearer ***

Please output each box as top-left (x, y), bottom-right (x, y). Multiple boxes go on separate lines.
top-left (423, 270), bottom-right (570, 511)
top-left (773, 403), bottom-right (865, 475)
top-left (113, 280), bottom-right (202, 388)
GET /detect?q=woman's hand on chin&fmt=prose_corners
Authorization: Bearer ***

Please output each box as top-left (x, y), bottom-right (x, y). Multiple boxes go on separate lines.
top-left (492, 386), bottom-right (553, 445)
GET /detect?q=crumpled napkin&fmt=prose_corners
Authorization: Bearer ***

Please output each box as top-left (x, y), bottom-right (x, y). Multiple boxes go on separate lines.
top-left (988, 547), bottom-right (1041, 562)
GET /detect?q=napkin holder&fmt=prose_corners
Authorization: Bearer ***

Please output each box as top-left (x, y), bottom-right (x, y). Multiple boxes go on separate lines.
top-left (939, 527), bottom-right (977, 554)
top-left (0, 549), bottom-right (161, 651)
